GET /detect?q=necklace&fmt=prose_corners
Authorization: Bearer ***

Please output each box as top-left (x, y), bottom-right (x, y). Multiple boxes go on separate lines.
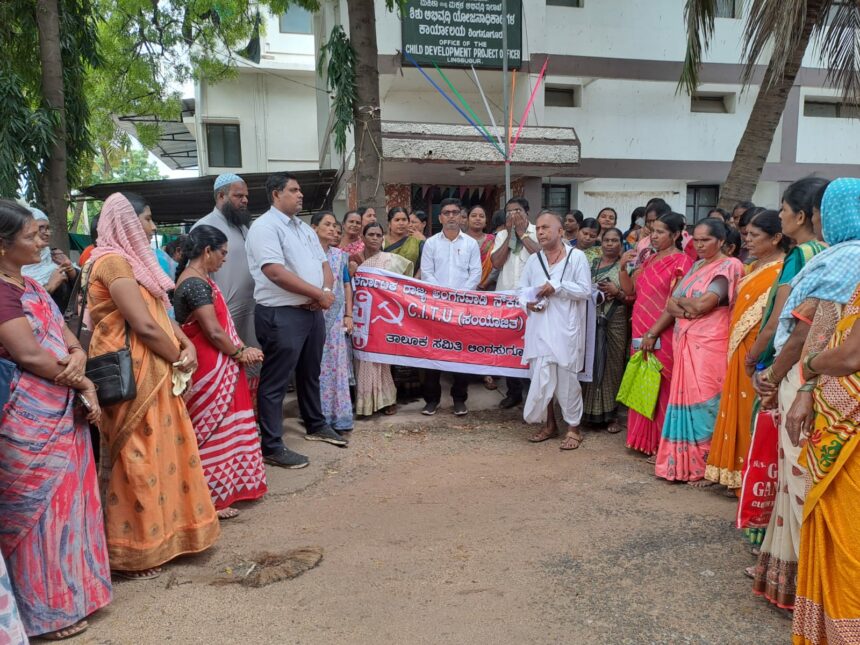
top-left (545, 246), bottom-right (565, 265)
top-left (0, 268), bottom-right (24, 288)
top-left (187, 263), bottom-right (210, 281)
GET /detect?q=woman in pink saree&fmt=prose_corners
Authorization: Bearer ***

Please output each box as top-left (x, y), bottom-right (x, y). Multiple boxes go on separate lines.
top-left (648, 218), bottom-right (744, 484)
top-left (625, 213), bottom-right (693, 456)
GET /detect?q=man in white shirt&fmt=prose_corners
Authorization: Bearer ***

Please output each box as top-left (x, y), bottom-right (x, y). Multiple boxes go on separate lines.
top-left (420, 197), bottom-right (481, 416)
top-left (519, 211), bottom-right (592, 451)
top-left (245, 172), bottom-right (345, 469)
top-left (491, 197), bottom-right (538, 409)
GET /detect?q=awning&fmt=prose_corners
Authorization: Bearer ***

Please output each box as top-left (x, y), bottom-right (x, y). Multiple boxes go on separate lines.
top-left (80, 170), bottom-right (338, 225)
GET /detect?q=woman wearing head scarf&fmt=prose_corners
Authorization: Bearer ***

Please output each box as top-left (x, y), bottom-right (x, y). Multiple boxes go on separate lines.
top-left (86, 193), bottom-right (219, 579)
top-left (752, 177), bottom-right (860, 610)
top-left (21, 206), bottom-right (78, 310)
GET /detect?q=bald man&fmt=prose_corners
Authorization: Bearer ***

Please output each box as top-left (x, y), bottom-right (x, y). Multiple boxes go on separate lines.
top-left (519, 211), bottom-right (592, 451)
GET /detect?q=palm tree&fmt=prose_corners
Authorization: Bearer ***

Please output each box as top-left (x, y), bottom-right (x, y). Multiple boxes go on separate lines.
top-left (681, 0), bottom-right (860, 209)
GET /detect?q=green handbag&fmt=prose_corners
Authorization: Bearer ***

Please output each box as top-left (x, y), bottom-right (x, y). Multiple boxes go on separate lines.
top-left (616, 350), bottom-right (663, 420)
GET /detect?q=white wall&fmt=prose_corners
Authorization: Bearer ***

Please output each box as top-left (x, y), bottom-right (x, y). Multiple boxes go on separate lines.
top-left (198, 71), bottom-right (319, 174)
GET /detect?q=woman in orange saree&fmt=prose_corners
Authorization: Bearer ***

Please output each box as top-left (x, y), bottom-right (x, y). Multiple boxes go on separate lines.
top-left (792, 283), bottom-right (860, 644)
top-left (87, 193), bottom-right (219, 578)
top-left (705, 210), bottom-right (787, 490)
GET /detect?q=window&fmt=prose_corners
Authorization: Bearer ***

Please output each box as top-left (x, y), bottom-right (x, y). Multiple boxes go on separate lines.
top-left (804, 99), bottom-right (860, 119)
top-left (686, 185), bottom-right (719, 225)
top-left (545, 85), bottom-right (581, 108)
top-left (206, 123), bottom-right (242, 168)
top-left (691, 92), bottom-right (734, 114)
top-left (547, 0), bottom-right (583, 6)
top-left (542, 184), bottom-right (571, 211)
top-left (279, 6), bottom-right (313, 33)
top-left (715, 0), bottom-right (740, 18)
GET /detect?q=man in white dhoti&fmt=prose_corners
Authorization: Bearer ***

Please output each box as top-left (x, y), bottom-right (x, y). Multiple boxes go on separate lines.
top-left (519, 211), bottom-right (592, 450)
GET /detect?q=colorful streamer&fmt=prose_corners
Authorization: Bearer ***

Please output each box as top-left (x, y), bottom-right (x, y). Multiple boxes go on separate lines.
top-left (403, 51), bottom-right (507, 159)
top-left (470, 66), bottom-right (504, 149)
top-left (508, 70), bottom-right (516, 152)
top-left (433, 64), bottom-right (502, 156)
top-left (510, 58), bottom-right (549, 156)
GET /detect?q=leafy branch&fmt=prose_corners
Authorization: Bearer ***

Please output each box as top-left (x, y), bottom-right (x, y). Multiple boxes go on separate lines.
top-left (319, 25), bottom-right (357, 155)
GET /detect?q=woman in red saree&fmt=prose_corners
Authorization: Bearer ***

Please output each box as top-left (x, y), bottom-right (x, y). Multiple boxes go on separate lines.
top-left (0, 200), bottom-right (110, 640)
top-left (174, 226), bottom-right (267, 519)
top-left (625, 213), bottom-right (693, 457)
top-left (464, 205), bottom-right (496, 289)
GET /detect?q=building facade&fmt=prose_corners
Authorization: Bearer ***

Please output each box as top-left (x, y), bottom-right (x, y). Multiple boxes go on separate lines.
top-left (156, 0), bottom-right (860, 227)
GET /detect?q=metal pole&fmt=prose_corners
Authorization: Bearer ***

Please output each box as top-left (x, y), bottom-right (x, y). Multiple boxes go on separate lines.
top-left (502, 0), bottom-right (511, 202)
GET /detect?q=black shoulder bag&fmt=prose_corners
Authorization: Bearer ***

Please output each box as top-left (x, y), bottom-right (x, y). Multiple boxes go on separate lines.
top-left (77, 269), bottom-right (137, 406)
top-left (536, 247), bottom-right (574, 281)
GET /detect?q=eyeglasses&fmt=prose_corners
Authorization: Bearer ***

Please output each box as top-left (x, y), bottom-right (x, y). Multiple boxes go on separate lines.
top-left (440, 209), bottom-right (461, 216)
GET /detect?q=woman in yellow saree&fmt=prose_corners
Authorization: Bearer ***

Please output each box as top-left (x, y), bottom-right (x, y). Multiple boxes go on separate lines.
top-left (792, 284), bottom-right (860, 644)
top-left (705, 210), bottom-right (787, 490)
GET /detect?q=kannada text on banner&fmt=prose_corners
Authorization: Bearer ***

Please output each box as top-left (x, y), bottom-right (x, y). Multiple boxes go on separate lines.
top-left (352, 267), bottom-right (529, 377)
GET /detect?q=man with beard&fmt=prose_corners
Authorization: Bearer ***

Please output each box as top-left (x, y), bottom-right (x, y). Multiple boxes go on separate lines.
top-left (192, 173), bottom-right (259, 363)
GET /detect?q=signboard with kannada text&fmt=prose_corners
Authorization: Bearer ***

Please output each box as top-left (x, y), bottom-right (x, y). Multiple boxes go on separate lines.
top-left (401, 0), bottom-right (522, 70)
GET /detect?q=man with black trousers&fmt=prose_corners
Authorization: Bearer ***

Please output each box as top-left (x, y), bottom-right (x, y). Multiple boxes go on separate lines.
top-left (419, 197), bottom-right (482, 416)
top-left (246, 172), bottom-right (347, 469)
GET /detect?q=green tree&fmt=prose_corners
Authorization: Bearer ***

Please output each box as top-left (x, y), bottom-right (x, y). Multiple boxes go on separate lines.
top-left (87, 148), bottom-right (164, 185)
top-left (0, 0), bottom-right (99, 249)
top-left (681, 0), bottom-right (860, 208)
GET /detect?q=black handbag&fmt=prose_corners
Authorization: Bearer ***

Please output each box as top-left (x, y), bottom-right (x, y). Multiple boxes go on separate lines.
top-left (76, 272), bottom-right (137, 406)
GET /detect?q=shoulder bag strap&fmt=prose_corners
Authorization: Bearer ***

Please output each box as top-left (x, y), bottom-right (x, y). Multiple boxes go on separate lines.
top-left (78, 262), bottom-right (131, 350)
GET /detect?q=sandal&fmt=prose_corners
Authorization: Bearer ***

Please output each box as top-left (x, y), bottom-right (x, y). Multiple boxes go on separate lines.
top-left (217, 507), bottom-right (240, 520)
top-left (744, 565), bottom-right (756, 579)
top-left (113, 567), bottom-right (162, 580)
top-left (40, 620), bottom-right (88, 641)
top-left (383, 405), bottom-right (397, 416)
top-left (606, 422), bottom-right (624, 434)
top-left (560, 431), bottom-right (584, 451)
top-left (528, 426), bottom-right (558, 443)
top-left (483, 376), bottom-right (498, 390)
top-left (645, 454), bottom-right (657, 465)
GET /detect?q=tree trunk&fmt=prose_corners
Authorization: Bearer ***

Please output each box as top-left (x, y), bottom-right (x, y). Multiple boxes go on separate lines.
top-left (35, 0), bottom-right (70, 252)
top-left (347, 0), bottom-right (384, 210)
top-left (717, 0), bottom-right (826, 210)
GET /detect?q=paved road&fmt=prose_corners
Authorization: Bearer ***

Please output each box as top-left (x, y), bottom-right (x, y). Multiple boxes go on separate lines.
top-left (87, 404), bottom-right (790, 645)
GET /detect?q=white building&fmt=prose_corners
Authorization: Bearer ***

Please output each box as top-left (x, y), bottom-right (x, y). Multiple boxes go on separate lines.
top-left (143, 0), bottom-right (860, 228)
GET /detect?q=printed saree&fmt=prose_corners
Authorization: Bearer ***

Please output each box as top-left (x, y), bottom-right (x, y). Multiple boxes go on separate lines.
top-left (478, 233), bottom-right (496, 286)
top-left (793, 286), bottom-right (860, 644)
top-left (88, 255), bottom-right (219, 571)
top-left (182, 278), bottom-right (267, 510)
top-left (705, 258), bottom-right (783, 488)
top-left (320, 247), bottom-right (354, 431)
top-left (626, 252), bottom-right (694, 455)
top-left (655, 256), bottom-right (744, 482)
top-left (0, 279), bottom-right (111, 636)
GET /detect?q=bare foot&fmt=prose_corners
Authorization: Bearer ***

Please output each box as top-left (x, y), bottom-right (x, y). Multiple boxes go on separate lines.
top-left (645, 454), bottom-right (657, 465)
top-left (606, 421), bottom-right (624, 434)
top-left (687, 479), bottom-right (716, 489)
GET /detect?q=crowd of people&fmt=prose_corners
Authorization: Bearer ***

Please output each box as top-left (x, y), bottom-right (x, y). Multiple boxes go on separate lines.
top-left (1, 170), bottom-right (858, 644)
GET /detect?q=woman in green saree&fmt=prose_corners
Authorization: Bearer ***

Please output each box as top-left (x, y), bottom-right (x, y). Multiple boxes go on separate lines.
top-left (383, 207), bottom-right (422, 277)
